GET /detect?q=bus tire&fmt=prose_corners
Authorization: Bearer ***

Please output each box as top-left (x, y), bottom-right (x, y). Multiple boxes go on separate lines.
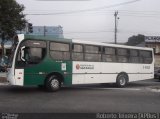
top-left (45, 75), bottom-right (61, 92)
top-left (116, 73), bottom-right (128, 88)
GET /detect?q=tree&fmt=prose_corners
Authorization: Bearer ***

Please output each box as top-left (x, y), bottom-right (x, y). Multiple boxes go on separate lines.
top-left (126, 34), bottom-right (145, 46)
top-left (0, 0), bottom-right (26, 56)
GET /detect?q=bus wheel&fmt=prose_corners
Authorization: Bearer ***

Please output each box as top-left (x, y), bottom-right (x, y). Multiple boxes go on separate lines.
top-left (116, 73), bottom-right (128, 88)
top-left (45, 75), bottom-right (61, 92)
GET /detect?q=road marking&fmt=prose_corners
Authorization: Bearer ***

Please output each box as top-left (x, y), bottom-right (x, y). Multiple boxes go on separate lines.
top-left (150, 89), bottom-right (160, 92)
top-left (74, 86), bottom-right (141, 91)
top-left (146, 87), bottom-right (160, 93)
top-left (101, 88), bottom-right (141, 91)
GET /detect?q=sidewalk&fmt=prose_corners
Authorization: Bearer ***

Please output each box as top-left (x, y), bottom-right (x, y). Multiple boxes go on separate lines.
top-left (0, 77), bottom-right (7, 83)
top-left (0, 73), bottom-right (7, 83)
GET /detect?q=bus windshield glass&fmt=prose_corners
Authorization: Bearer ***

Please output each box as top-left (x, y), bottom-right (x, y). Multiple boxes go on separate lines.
top-left (15, 40), bottom-right (46, 68)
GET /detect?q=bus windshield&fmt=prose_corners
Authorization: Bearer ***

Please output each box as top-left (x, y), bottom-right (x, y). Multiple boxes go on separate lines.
top-left (15, 40), bottom-right (46, 68)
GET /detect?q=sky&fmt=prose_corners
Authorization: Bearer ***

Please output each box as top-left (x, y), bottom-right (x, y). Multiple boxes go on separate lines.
top-left (16, 0), bottom-right (160, 43)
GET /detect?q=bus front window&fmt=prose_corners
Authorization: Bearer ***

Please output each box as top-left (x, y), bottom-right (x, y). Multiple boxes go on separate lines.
top-left (16, 46), bottom-right (46, 68)
top-left (16, 40), bottom-right (46, 68)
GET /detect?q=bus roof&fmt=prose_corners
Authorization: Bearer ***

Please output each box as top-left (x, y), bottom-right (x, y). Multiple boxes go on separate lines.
top-left (18, 34), bottom-right (153, 51)
top-left (18, 34), bottom-right (72, 43)
top-left (73, 39), bottom-right (153, 51)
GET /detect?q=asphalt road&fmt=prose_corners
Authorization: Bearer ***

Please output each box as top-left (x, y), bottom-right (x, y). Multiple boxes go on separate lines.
top-left (0, 79), bottom-right (160, 113)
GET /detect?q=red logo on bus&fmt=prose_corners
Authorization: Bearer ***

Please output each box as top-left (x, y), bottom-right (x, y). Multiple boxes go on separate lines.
top-left (76, 64), bottom-right (80, 70)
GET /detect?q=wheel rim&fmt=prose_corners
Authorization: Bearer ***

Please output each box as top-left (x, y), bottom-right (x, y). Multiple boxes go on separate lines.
top-left (51, 79), bottom-right (59, 89)
top-left (119, 76), bottom-right (126, 86)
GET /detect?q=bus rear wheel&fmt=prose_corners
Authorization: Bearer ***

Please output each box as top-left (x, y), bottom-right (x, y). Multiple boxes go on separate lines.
top-left (45, 75), bottom-right (61, 92)
top-left (116, 73), bottom-right (128, 88)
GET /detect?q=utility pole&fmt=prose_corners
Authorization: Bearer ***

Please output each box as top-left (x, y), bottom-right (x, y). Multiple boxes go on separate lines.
top-left (114, 11), bottom-right (118, 44)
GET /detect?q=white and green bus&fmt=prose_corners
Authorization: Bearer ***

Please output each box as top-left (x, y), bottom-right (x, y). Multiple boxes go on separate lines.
top-left (7, 34), bottom-right (154, 92)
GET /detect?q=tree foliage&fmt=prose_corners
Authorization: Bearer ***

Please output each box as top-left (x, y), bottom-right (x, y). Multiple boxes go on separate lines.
top-left (0, 0), bottom-right (26, 55)
top-left (126, 34), bottom-right (145, 46)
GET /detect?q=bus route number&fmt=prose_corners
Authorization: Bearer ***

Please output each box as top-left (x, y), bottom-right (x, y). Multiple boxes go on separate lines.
top-left (143, 66), bottom-right (150, 69)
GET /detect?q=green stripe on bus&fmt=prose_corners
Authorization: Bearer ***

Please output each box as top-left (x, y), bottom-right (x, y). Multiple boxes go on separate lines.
top-left (23, 57), bottom-right (73, 86)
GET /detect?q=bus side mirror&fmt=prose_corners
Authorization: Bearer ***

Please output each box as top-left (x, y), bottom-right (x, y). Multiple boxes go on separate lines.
top-left (20, 46), bottom-right (26, 62)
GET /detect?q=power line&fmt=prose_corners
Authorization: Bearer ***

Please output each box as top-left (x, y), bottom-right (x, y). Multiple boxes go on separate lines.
top-left (119, 14), bottom-right (160, 18)
top-left (25, 11), bottom-right (160, 18)
top-left (24, 7), bottom-right (160, 18)
top-left (26, 9), bottom-right (160, 14)
top-left (25, 9), bottom-right (160, 15)
top-left (119, 29), bottom-right (160, 34)
top-left (62, 29), bottom-right (160, 35)
top-left (26, 0), bottom-right (141, 15)
top-left (64, 30), bottom-right (114, 34)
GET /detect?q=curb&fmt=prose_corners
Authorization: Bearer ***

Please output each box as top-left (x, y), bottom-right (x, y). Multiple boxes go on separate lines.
top-left (0, 77), bottom-right (7, 83)
top-left (0, 82), bottom-right (9, 85)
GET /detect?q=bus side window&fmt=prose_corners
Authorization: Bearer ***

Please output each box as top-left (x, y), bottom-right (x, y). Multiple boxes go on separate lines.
top-left (102, 47), bottom-right (116, 62)
top-left (129, 49), bottom-right (139, 63)
top-left (84, 45), bottom-right (101, 62)
top-left (72, 44), bottom-right (84, 61)
top-left (117, 48), bottom-right (128, 63)
top-left (50, 42), bottom-right (70, 60)
top-left (139, 50), bottom-right (152, 64)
